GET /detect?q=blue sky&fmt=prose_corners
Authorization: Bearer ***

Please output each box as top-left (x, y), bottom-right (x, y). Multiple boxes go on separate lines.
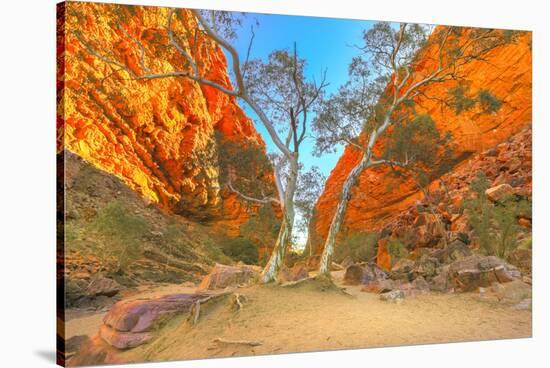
top-left (227, 12), bottom-right (375, 178)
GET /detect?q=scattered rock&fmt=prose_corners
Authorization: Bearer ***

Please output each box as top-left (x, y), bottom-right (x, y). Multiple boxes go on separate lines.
top-left (432, 240), bottom-right (471, 264)
top-left (430, 268), bottom-right (450, 292)
top-left (448, 255), bottom-right (521, 292)
top-left (380, 290), bottom-right (405, 302)
top-left (196, 264), bottom-right (259, 291)
top-left (413, 256), bottom-right (440, 279)
top-left (344, 263), bottom-right (387, 285)
top-left (279, 264), bottom-right (309, 283)
top-left (412, 276), bottom-right (430, 293)
top-left (86, 276), bottom-right (121, 297)
top-left (512, 298), bottom-right (532, 311)
top-left (361, 279), bottom-right (395, 294)
top-left (485, 184), bottom-right (514, 202)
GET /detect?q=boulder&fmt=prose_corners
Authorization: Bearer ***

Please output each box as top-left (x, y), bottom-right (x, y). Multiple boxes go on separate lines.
top-left (380, 290), bottom-right (405, 302)
top-left (507, 248), bottom-right (532, 273)
top-left (279, 264), bottom-right (309, 283)
top-left (86, 276), bottom-right (121, 298)
top-left (448, 255), bottom-right (521, 292)
top-left (104, 293), bottom-right (208, 334)
top-left (344, 263), bottom-right (387, 286)
top-left (413, 256), bottom-right (440, 279)
top-left (196, 264), bottom-right (259, 291)
top-left (412, 276), bottom-right (430, 293)
top-left (485, 184), bottom-right (514, 202)
top-left (99, 325), bottom-right (152, 350)
top-left (497, 280), bottom-right (532, 304)
top-left (430, 268), bottom-right (450, 292)
top-left (431, 240), bottom-right (471, 264)
top-left (391, 258), bottom-right (415, 273)
top-left (361, 279), bottom-right (395, 294)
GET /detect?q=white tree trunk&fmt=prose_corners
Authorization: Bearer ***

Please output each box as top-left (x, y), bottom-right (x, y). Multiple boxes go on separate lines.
top-left (318, 153), bottom-right (371, 274)
top-left (260, 155), bottom-right (298, 283)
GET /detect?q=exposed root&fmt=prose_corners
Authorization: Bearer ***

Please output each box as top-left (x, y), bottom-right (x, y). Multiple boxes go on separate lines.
top-left (189, 300), bottom-right (200, 325)
top-left (189, 292), bottom-right (232, 325)
top-left (212, 338), bottom-right (262, 347)
top-left (233, 293), bottom-right (246, 311)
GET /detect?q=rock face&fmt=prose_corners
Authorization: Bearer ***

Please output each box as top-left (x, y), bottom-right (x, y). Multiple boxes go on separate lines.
top-left (57, 2), bottom-right (274, 234)
top-left (196, 264), bottom-right (259, 291)
top-left (311, 28), bottom-right (531, 255)
top-left (101, 293), bottom-right (208, 349)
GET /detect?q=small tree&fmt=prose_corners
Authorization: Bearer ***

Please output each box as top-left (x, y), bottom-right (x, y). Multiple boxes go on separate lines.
top-left (382, 115), bottom-right (456, 247)
top-left (313, 23), bottom-right (518, 274)
top-left (463, 172), bottom-right (530, 258)
top-left (72, 6), bottom-right (328, 282)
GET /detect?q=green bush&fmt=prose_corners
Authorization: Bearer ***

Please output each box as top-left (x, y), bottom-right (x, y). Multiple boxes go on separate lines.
top-left (91, 201), bottom-right (150, 272)
top-left (334, 232), bottom-right (378, 263)
top-left (220, 238), bottom-right (259, 265)
top-left (463, 171), bottom-right (531, 258)
top-left (387, 240), bottom-right (408, 266)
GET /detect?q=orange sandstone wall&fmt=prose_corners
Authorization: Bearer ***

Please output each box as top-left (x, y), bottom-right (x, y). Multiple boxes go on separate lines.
top-left (57, 2), bottom-right (270, 233)
top-left (312, 28), bottom-right (532, 254)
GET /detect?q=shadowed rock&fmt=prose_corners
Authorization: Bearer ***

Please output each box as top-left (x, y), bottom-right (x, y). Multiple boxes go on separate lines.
top-left (196, 264), bottom-right (259, 291)
top-left (344, 263), bottom-right (387, 285)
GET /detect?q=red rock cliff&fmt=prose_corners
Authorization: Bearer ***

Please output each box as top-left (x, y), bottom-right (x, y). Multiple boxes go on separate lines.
top-left (312, 28), bottom-right (532, 253)
top-left (57, 2), bottom-right (273, 234)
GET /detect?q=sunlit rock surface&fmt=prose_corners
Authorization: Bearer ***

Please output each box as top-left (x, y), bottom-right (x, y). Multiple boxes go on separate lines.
top-left (312, 29), bottom-right (531, 254)
top-left (57, 2), bottom-right (272, 234)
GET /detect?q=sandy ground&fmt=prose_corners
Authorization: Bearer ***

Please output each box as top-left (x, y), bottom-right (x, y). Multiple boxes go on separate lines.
top-left (63, 274), bottom-right (530, 364)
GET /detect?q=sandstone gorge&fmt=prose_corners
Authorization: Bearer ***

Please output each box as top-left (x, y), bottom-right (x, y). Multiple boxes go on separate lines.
top-left (311, 29), bottom-right (532, 255)
top-left (57, 2), bottom-right (274, 237)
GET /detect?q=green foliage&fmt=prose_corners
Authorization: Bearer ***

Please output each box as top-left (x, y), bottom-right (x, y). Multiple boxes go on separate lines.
top-left (241, 203), bottom-right (281, 240)
top-left (220, 237), bottom-right (259, 265)
top-left (215, 132), bottom-right (276, 206)
top-left (478, 90), bottom-right (503, 114)
top-left (334, 232), bottom-right (378, 263)
top-left (383, 113), bottom-right (455, 188)
top-left (448, 85), bottom-right (503, 115)
top-left (387, 240), bottom-right (408, 266)
top-left (463, 171), bottom-right (531, 258)
top-left (91, 201), bottom-right (150, 272)
top-left (295, 166), bottom-right (326, 235)
top-left (448, 85), bottom-right (476, 114)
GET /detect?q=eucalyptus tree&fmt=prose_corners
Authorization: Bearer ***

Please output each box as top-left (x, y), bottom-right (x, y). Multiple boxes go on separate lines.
top-left (313, 23), bottom-right (517, 274)
top-left (72, 6), bottom-right (327, 282)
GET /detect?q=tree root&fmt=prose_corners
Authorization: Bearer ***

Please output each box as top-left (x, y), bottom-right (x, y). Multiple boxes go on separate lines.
top-left (233, 293), bottom-right (246, 311)
top-left (188, 292), bottom-right (232, 325)
top-left (212, 338), bottom-right (262, 347)
top-left (189, 300), bottom-right (200, 325)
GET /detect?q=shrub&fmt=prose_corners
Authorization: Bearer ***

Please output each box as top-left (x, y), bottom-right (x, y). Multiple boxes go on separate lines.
top-left (220, 237), bottom-right (259, 265)
top-left (463, 171), bottom-right (531, 258)
top-left (334, 232), bottom-right (378, 263)
top-left (387, 240), bottom-right (408, 266)
top-left (91, 201), bottom-right (150, 272)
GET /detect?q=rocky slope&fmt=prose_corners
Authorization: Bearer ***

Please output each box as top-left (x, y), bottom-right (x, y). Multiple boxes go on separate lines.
top-left (57, 2), bottom-right (274, 237)
top-left (60, 151), bottom-right (233, 308)
top-left (311, 28), bottom-right (532, 254)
